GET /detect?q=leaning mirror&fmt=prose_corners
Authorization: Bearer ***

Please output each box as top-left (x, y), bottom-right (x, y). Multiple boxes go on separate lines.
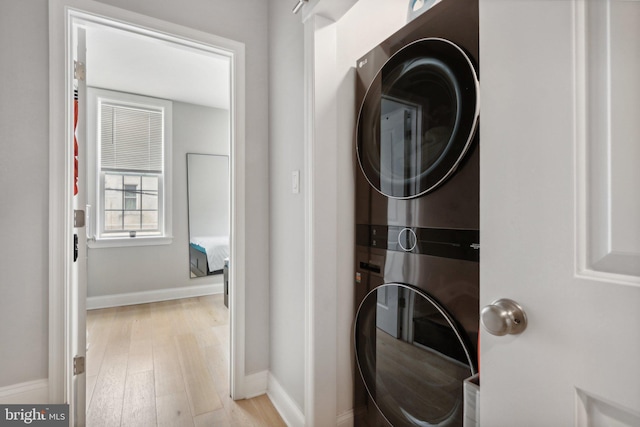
top-left (186, 153), bottom-right (230, 278)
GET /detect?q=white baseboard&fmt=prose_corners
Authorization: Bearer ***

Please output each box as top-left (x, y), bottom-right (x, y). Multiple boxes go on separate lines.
top-left (0, 379), bottom-right (49, 404)
top-left (267, 373), bottom-right (305, 427)
top-left (86, 283), bottom-right (223, 309)
top-left (244, 370), bottom-right (269, 399)
top-left (337, 409), bottom-right (354, 427)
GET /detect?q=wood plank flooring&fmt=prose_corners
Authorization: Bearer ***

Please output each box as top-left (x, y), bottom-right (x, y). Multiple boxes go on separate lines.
top-left (86, 295), bottom-right (286, 427)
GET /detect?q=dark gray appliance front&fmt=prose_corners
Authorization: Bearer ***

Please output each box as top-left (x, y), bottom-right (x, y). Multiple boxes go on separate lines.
top-left (353, 0), bottom-right (480, 425)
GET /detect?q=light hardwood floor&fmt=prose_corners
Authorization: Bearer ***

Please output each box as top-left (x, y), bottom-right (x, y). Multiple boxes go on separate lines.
top-left (86, 294), bottom-right (286, 427)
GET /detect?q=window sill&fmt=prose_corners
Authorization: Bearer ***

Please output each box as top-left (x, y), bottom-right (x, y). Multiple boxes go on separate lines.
top-left (88, 235), bottom-right (173, 249)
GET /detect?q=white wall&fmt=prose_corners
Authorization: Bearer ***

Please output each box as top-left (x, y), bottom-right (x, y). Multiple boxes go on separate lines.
top-left (88, 102), bottom-right (229, 297)
top-left (0, 0), bottom-right (269, 389)
top-left (0, 0), bottom-right (50, 387)
top-left (268, 0), bottom-right (306, 413)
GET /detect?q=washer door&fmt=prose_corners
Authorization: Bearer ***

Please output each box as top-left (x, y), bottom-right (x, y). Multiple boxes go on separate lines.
top-left (357, 38), bottom-right (479, 199)
top-left (355, 284), bottom-right (475, 426)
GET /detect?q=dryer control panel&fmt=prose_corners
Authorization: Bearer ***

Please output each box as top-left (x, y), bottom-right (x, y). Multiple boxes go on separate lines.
top-left (356, 224), bottom-right (479, 262)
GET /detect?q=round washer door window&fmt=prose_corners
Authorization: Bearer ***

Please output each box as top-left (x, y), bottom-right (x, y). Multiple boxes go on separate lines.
top-left (355, 284), bottom-right (475, 427)
top-left (357, 38), bottom-right (479, 199)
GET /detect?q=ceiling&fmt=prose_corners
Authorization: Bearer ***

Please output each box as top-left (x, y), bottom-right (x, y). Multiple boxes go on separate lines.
top-left (85, 23), bottom-right (230, 110)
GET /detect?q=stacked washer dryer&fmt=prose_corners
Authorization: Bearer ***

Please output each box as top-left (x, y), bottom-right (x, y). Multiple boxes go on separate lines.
top-left (353, 0), bottom-right (479, 425)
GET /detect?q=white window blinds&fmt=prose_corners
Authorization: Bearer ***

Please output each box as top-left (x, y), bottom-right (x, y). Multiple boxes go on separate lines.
top-left (100, 104), bottom-right (163, 173)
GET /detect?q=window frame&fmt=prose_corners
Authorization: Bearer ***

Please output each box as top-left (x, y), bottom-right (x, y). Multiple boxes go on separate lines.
top-left (87, 88), bottom-right (173, 248)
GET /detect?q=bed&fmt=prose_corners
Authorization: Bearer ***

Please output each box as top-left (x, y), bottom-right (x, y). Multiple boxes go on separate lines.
top-left (189, 235), bottom-right (229, 277)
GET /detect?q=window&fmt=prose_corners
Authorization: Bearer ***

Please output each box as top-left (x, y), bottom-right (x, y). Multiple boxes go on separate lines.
top-left (88, 89), bottom-right (172, 246)
top-left (104, 174), bottom-right (158, 232)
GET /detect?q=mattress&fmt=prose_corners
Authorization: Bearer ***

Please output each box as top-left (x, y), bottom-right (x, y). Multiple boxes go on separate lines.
top-left (190, 235), bottom-right (229, 272)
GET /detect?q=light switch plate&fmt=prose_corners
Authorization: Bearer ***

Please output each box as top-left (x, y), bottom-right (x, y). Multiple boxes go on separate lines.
top-left (292, 170), bottom-right (300, 194)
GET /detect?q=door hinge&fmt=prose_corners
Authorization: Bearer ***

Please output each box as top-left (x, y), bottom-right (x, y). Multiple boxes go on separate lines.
top-left (73, 356), bottom-right (85, 375)
top-left (74, 60), bottom-right (86, 81)
top-left (74, 209), bottom-right (85, 228)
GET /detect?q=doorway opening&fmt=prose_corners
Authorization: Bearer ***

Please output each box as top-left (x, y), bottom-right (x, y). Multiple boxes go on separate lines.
top-left (78, 17), bottom-right (232, 425)
top-left (49, 2), bottom-right (247, 424)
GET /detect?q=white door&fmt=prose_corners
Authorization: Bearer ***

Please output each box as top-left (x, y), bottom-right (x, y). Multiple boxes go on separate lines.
top-left (71, 25), bottom-right (88, 427)
top-left (480, 1), bottom-right (640, 425)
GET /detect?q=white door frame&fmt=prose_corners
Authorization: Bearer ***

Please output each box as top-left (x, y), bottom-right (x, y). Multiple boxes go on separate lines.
top-left (48, 0), bottom-right (247, 407)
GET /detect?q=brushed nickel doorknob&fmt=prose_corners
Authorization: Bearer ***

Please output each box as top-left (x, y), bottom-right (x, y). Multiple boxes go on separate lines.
top-left (481, 298), bottom-right (527, 336)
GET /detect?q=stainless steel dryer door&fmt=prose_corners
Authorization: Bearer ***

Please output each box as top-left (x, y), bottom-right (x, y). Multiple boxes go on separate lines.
top-left (357, 38), bottom-right (479, 199)
top-left (355, 283), bottom-right (475, 427)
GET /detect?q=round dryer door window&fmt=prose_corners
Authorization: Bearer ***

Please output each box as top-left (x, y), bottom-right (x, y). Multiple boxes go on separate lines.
top-left (355, 284), bottom-right (475, 427)
top-left (357, 38), bottom-right (479, 199)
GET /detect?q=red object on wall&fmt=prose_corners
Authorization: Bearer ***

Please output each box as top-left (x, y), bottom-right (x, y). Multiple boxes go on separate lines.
top-left (74, 89), bottom-right (79, 195)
